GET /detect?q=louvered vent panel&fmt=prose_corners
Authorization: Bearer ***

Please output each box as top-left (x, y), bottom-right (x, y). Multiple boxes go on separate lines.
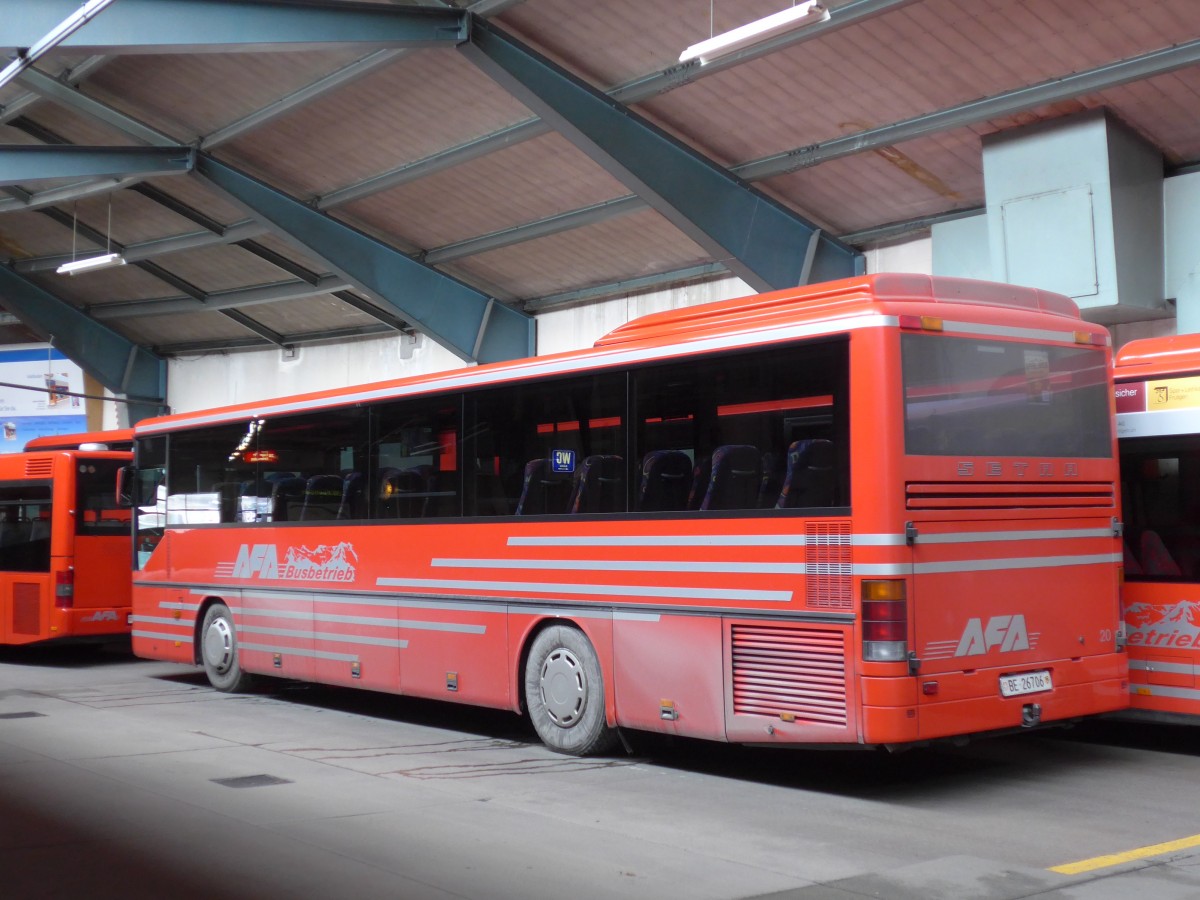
top-left (731, 624), bottom-right (847, 725)
top-left (806, 520), bottom-right (852, 610)
top-left (12, 583), bottom-right (41, 635)
top-left (906, 482), bottom-right (1113, 510)
top-left (24, 457), bottom-right (53, 478)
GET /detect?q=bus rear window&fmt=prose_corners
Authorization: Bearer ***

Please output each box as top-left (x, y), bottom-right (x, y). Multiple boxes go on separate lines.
top-left (76, 459), bottom-right (131, 535)
top-left (902, 334), bottom-right (1111, 458)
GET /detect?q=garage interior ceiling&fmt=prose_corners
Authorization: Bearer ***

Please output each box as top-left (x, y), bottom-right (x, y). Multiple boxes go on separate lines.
top-left (0, 0), bottom-right (1197, 375)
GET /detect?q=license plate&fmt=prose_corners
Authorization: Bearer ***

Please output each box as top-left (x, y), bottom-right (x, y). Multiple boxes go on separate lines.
top-left (999, 669), bottom-right (1052, 698)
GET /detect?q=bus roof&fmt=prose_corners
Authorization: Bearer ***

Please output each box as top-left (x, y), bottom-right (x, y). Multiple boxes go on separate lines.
top-left (23, 429), bottom-right (135, 452)
top-left (134, 274), bottom-right (1090, 436)
top-left (1114, 333), bottom-right (1200, 381)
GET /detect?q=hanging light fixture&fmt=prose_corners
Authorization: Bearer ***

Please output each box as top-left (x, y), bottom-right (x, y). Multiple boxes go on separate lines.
top-left (56, 195), bottom-right (126, 276)
top-left (679, 1), bottom-right (830, 66)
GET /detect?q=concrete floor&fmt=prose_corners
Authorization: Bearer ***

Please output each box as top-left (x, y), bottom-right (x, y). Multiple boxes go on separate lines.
top-left (3, 642), bottom-right (1200, 900)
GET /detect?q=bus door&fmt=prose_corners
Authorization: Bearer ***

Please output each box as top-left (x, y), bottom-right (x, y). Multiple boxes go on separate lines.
top-left (0, 478), bottom-right (53, 643)
top-left (908, 512), bottom-right (1120, 729)
top-left (70, 456), bottom-right (133, 629)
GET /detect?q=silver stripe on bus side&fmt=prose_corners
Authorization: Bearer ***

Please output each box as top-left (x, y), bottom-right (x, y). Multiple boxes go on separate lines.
top-left (237, 624), bottom-right (408, 649)
top-left (507, 529), bottom-right (1113, 549)
top-left (375, 576), bottom-right (792, 603)
top-left (132, 615), bottom-right (190, 626)
top-left (917, 528), bottom-right (1114, 544)
top-left (132, 629), bottom-right (189, 641)
top-left (912, 552), bottom-right (1121, 574)
top-left (236, 607), bottom-right (488, 635)
top-left (1128, 660), bottom-right (1200, 675)
top-left (1129, 684), bottom-right (1200, 700)
top-left (433, 557), bottom-right (808, 575)
top-left (239, 642), bottom-right (359, 663)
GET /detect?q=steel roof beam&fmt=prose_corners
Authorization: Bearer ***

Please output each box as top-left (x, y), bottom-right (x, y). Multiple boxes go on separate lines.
top-left (201, 0), bottom-right (527, 150)
top-left (158, 322), bottom-right (395, 356)
top-left (221, 308), bottom-right (285, 345)
top-left (0, 144), bottom-right (191, 185)
top-left (191, 153), bottom-right (533, 364)
top-left (460, 17), bottom-right (861, 290)
top-left (2, 1), bottom-right (468, 55)
top-left (317, 0), bottom-right (911, 209)
top-left (14, 67), bottom-right (179, 145)
top-left (89, 274), bottom-right (352, 320)
top-left (0, 264), bottom-right (164, 421)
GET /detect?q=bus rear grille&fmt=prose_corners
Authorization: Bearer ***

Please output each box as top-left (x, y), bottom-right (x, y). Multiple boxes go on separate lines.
top-left (906, 482), bottom-right (1114, 510)
top-left (806, 521), bottom-right (852, 610)
top-left (12, 583), bottom-right (41, 635)
top-left (731, 624), bottom-right (847, 725)
top-left (24, 457), bottom-right (53, 478)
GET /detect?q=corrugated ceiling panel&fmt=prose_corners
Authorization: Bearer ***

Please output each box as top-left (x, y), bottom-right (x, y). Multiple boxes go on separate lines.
top-left (27, 264), bottom-right (177, 307)
top-left (116, 310), bottom-right (254, 347)
top-left (85, 50), bottom-right (368, 144)
top-left (220, 49), bottom-right (534, 199)
top-left (0, 209), bottom-right (102, 260)
top-left (341, 132), bottom-right (628, 250)
top-left (450, 208), bottom-right (709, 298)
top-left (147, 243), bottom-right (309, 294)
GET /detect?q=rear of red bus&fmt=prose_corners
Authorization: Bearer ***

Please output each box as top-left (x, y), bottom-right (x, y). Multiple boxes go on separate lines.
top-left (1113, 334), bottom-right (1200, 721)
top-left (852, 283), bottom-right (1127, 743)
top-left (0, 450), bottom-right (132, 645)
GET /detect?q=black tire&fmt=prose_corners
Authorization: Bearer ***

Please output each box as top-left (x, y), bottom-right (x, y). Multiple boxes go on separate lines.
top-left (199, 602), bottom-right (254, 692)
top-left (524, 624), bottom-right (617, 756)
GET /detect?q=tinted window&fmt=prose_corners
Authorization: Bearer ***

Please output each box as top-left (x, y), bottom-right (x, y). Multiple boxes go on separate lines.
top-left (902, 335), bottom-right (1111, 458)
top-left (1121, 436), bottom-right (1200, 582)
top-left (632, 340), bottom-right (848, 511)
top-left (0, 482), bottom-right (52, 572)
top-left (464, 373), bottom-right (626, 516)
top-left (75, 458), bottom-right (130, 535)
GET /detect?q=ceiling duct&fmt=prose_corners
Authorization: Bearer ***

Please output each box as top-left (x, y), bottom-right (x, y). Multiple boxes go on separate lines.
top-left (981, 109), bottom-right (1168, 324)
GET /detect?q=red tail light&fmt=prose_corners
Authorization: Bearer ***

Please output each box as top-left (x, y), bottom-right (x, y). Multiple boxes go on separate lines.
top-left (862, 579), bottom-right (907, 662)
top-left (55, 569), bottom-right (74, 609)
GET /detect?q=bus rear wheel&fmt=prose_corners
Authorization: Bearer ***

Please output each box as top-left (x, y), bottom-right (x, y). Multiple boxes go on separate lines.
top-left (200, 602), bottom-right (254, 693)
top-left (524, 624), bottom-right (617, 756)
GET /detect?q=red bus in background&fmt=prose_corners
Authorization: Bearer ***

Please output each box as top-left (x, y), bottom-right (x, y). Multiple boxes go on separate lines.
top-left (1114, 333), bottom-right (1200, 719)
top-left (128, 274), bottom-right (1126, 755)
top-left (0, 435), bottom-right (133, 644)
top-left (23, 429), bottom-right (134, 452)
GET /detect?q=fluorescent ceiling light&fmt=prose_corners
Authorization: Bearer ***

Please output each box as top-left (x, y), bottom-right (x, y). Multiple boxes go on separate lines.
top-left (679, 1), bottom-right (831, 65)
top-left (56, 252), bottom-right (127, 275)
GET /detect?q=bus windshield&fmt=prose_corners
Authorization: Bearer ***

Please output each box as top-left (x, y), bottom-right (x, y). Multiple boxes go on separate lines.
top-left (902, 334), bottom-right (1111, 458)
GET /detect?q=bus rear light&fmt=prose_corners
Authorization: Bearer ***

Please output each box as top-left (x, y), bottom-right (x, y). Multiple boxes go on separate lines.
top-left (1074, 330), bottom-right (1103, 345)
top-left (55, 570), bottom-right (74, 609)
top-left (898, 314), bottom-right (943, 332)
top-left (862, 579), bottom-right (907, 662)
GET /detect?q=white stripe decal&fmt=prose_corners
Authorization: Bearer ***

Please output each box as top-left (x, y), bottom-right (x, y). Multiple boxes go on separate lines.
top-left (375, 576), bottom-right (792, 603)
top-left (433, 557), bottom-right (807, 575)
top-left (913, 553), bottom-right (1120, 575)
top-left (133, 615), bottom-right (190, 626)
top-left (1131, 684), bottom-right (1200, 701)
top-left (239, 642), bottom-right (361, 663)
top-left (1129, 660), bottom-right (1200, 675)
top-left (238, 624), bottom-right (408, 649)
top-left (132, 629), bottom-right (188, 641)
top-left (508, 535), bottom-right (811, 547)
top-left (917, 528), bottom-right (1114, 544)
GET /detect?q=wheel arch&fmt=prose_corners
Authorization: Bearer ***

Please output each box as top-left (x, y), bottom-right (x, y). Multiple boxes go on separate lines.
top-left (513, 612), bottom-right (617, 726)
top-left (192, 595), bottom-right (230, 666)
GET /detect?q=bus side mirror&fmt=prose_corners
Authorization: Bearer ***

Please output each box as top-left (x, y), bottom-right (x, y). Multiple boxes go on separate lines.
top-left (116, 466), bottom-right (135, 508)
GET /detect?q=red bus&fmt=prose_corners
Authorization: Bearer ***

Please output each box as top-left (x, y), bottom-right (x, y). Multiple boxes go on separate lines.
top-left (127, 274), bottom-right (1127, 754)
top-left (0, 438), bottom-right (133, 644)
top-left (1114, 333), bottom-right (1200, 720)
top-left (24, 429), bottom-right (134, 452)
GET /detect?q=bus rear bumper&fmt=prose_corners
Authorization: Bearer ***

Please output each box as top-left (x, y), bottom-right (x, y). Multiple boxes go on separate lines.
top-left (861, 654), bottom-right (1129, 745)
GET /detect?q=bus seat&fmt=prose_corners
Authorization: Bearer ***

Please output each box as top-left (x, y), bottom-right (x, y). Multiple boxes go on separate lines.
top-left (1139, 530), bottom-right (1182, 578)
top-left (569, 455), bottom-right (623, 513)
top-left (300, 475), bottom-right (343, 520)
top-left (379, 467), bottom-right (428, 518)
top-left (337, 472), bottom-right (366, 520)
top-left (776, 439), bottom-right (836, 509)
top-left (270, 477), bottom-right (306, 522)
top-left (637, 450), bottom-right (692, 512)
top-left (699, 444), bottom-right (761, 511)
top-left (515, 458), bottom-right (570, 515)
top-left (29, 517), bottom-right (50, 542)
top-left (1123, 540), bottom-right (1143, 576)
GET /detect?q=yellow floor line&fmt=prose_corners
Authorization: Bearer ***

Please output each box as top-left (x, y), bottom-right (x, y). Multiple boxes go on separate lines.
top-left (1051, 833), bottom-right (1200, 875)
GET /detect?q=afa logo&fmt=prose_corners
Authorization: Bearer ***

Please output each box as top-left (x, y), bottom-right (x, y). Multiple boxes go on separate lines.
top-left (221, 542), bottom-right (358, 583)
top-left (955, 614), bottom-right (1031, 656)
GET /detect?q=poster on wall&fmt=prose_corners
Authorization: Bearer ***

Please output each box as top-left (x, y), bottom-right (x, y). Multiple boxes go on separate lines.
top-left (0, 346), bottom-right (86, 453)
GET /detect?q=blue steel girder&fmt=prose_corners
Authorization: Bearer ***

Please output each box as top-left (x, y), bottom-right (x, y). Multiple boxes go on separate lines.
top-left (459, 17), bottom-right (862, 291)
top-left (192, 154), bottom-right (534, 365)
top-left (0, 145), bottom-right (192, 186)
top-left (0, 265), bottom-right (166, 423)
top-left (2, 1), bottom-right (468, 55)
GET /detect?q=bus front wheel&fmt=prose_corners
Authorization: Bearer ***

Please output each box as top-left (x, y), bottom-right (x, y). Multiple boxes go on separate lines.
top-left (524, 624), bottom-right (617, 756)
top-left (200, 602), bottom-right (254, 693)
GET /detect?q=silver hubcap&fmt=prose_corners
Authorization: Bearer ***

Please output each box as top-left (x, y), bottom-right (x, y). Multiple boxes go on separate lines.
top-left (540, 647), bottom-right (586, 727)
top-left (203, 615), bottom-right (235, 673)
